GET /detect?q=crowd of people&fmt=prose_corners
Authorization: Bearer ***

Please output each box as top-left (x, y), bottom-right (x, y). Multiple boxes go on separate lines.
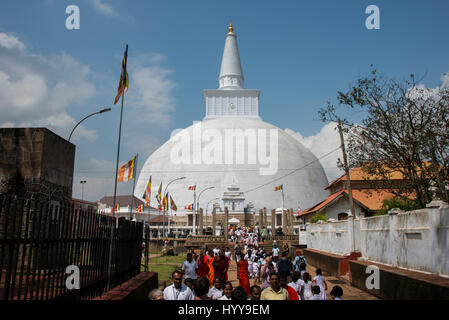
top-left (148, 224), bottom-right (345, 300)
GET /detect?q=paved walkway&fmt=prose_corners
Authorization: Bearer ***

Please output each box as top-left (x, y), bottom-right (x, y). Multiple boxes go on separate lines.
top-left (225, 259), bottom-right (379, 300)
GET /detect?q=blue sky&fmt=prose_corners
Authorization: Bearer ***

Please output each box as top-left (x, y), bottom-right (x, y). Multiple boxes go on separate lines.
top-left (1, 0), bottom-right (448, 201)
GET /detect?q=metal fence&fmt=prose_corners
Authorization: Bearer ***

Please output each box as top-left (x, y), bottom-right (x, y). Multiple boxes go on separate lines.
top-left (0, 195), bottom-right (146, 300)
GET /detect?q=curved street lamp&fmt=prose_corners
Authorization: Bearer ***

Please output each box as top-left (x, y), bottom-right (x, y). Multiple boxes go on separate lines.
top-left (205, 197), bottom-right (220, 231)
top-left (80, 180), bottom-right (86, 201)
top-left (163, 176), bottom-right (186, 238)
top-left (196, 186), bottom-right (215, 235)
top-left (68, 107), bottom-right (112, 142)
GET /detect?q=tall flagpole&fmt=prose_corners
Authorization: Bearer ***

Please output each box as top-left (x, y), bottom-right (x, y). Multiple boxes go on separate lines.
top-left (130, 154), bottom-right (138, 220)
top-left (193, 188), bottom-right (196, 235)
top-left (107, 44), bottom-right (128, 292)
top-left (281, 186), bottom-right (285, 230)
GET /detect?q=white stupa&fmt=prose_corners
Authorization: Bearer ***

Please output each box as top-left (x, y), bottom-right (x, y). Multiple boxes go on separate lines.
top-left (135, 23), bottom-right (330, 215)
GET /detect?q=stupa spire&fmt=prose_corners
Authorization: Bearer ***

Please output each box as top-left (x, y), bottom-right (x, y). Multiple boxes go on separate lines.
top-left (219, 22), bottom-right (244, 89)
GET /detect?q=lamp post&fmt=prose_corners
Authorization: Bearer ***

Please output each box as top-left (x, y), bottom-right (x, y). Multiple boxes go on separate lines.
top-left (80, 180), bottom-right (86, 201)
top-left (196, 186), bottom-right (215, 235)
top-left (163, 176), bottom-right (186, 238)
top-left (68, 108), bottom-right (112, 142)
top-left (205, 197), bottom-right (220, 230)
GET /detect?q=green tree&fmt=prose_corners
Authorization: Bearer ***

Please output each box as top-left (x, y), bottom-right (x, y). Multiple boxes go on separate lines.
top-left (375, 196), bottom-right (422, 216)
top-left (311, 213), bottom-right (327, 223)
top-left (319, 68), bottom-right (449, 207)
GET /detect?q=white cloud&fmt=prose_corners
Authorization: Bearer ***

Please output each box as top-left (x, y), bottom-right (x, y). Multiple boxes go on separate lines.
top-left (127, 53), bottom-right (176, 128)
top-left (285, 122), bottom-right (344, 183)
top-left (0, 32), bottom-right (25, 51)
top-left (89, 0), bottom-right (119, 18)
top-left (0, 32), bottom-right (97, 141)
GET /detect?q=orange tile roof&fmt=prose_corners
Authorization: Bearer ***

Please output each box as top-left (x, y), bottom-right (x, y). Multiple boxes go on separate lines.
top-left (325, 167), bottom-right (406, 190)
top-left (300, 189), bottom-right (397, 216)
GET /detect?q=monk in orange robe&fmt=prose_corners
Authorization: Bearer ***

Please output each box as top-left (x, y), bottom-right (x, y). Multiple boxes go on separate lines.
top-left (237, 252), bottom-right (250, 295)
top-left (197, 252), bottom-right (209, 277)
top-left (207, 255), bottom-right (215, 286)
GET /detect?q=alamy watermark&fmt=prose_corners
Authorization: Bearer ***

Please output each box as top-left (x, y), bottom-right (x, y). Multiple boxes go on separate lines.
top-left (365, 5), bottom-right (380, 30)
top-left (65, 265), bottom-right (80, 290)
top-left (169, 121), bottom-right (279, 175)
top-left (365, 265), bottom-right (380, 290)
top-left (66, 5), bottom-right (80, 30)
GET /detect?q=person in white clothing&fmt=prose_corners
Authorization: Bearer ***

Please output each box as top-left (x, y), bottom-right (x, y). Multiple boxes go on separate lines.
top-left (224, 247), bottom-right (232, 261)
top-left (313, 269), bottom-right (328, 300)
top-left (219, 282), bottom-right (233, 300)
top-left (310, 285), bottom-right (323, 300)
top-left (252, 259), bottom-right (260, 284)
top-left (288, 272), bottom-right (301, 298)
top-left (272, 243), bottom-right (280, 262)
top-left (330, 285), bottom-right (344, 300)
top-left (301, 272), bottom-right (313, 300)
top-left (207, 276), bottom-right (223, 300)
top-left (163, 270), bottom-right (194, 300)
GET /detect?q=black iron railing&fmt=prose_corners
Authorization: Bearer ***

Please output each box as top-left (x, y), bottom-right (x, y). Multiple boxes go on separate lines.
top-left (0, 195), bottom-right (145, 300)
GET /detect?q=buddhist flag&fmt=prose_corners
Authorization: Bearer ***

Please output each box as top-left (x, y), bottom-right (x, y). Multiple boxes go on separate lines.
top-left (136, 204), bottom-right (144, 213)
top-left (274, 184), bottom-right (283, 191)
top-left (188, 185), bottom-right (196, 191)
top-left (114, 203), bottom-right (120, 212)
top-left (114, 45), bottom-right (129, 104)
top-left (142, 176), bottom-right (151, 206)
top-left (170, 196), bottom-right (178, 212)
top-left (163, 193), bottom-right (169, 211)
top-left (184, 204), bottom-right (193, 210)
top-left (297, 202), bottom-right (302, 215)
top-left (117, 156), bottom-right (136, 182)
top-left (156, 182), bottom-right (162, 204)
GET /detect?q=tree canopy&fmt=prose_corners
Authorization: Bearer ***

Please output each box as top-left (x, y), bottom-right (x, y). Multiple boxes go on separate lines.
top-left (319, 68), bottom-right (449, 207)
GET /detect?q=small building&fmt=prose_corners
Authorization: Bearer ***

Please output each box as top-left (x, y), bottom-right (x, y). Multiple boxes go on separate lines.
top-left (97, 195), bottom-right (158, 222)
top-left (300, 167), bottom-right (403, 222)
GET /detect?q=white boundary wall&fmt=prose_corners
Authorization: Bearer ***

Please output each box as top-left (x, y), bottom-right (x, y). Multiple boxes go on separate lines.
top-left (306, 200), bottom-right (449, 277)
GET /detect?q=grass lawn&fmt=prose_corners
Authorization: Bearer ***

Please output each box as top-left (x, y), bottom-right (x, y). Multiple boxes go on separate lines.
top-left (143, 255), bottom-right (186, 288)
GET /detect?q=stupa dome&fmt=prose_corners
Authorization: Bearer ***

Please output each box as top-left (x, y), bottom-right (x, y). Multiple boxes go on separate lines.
top-left (134, 23), bottom-right (329, 214)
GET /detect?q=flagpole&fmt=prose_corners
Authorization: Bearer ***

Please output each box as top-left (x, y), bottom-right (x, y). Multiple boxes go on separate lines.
top-left (130, 154), bottom-right (138, 220)
top-left (281, 186), bottom-right (285, 231)
top-left (107, 44), bottom-right (128, 292)
top-left (168, 198), bottom-right (171, 236)
top-left (193, 189), bottom-right (196, 235)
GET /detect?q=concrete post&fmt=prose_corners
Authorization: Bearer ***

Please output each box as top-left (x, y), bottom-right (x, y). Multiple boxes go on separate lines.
top-left (263, 207), bottom-right (267, 228)
top-left (271, 209), bottom-right (276, 236)
top-left (212, 207), bottom-right (216, 236)
top-left (348, 211), bottom-right (355, 253)
top-left (288, 209), bottom-right (293, 234)
top-left (388, 208), bottom-right (402, 267)
top-left (199, 208), bottom-right (204, 235)
top-left (259, 209), bottom-right (263, 228)
top-left (224, 206), bottom-right (229, 241)
top-left (426, 200), bottom-right (448, 274)
top-left (282, 209), bottom-right (287, 235)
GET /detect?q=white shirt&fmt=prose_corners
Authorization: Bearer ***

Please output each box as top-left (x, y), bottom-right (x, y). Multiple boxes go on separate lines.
top-left (272, 247), bottom-right (279, 257)
top-left (219, 295), bottom-right (232, 300)
top-left (163, 283), bottom-right (194, 300)
top-left (208, 287), bottom-right (223, 300)
top-left (213, 248), bottom-right (220, 256)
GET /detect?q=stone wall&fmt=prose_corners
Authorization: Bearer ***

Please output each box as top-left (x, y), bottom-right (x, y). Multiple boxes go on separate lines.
top-left (349, 259), bottom-right (449, 300)
top-left (306, 200), bottom-right (449, 277)
top-left (307, 219), bottom-right (358, 255)
top-left (0, 128), bottom-right (75, 198)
